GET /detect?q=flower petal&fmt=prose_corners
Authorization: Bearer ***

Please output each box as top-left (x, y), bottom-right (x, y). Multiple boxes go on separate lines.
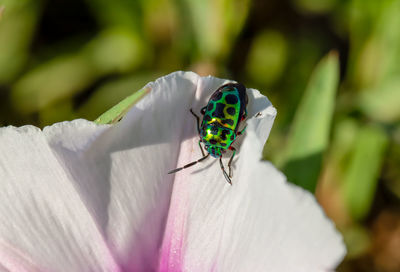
top-left (160, 81), bottom-right (346, 271)
top-left (1, 71), bottom-right (235, 271)
top-left (0, 71), bottom-right (345, 272)
top-left (89, 71), bottom-right (204, 270)
top-left (0, 124), bottom-right (120, 271)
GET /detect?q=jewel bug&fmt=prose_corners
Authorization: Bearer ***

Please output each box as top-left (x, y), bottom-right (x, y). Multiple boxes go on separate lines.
top-left (168, 83), bottom-right (248, 185)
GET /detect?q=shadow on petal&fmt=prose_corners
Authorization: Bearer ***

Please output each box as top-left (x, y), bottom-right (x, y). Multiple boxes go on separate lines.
top-left (43, 72), bottom-right (275, 271)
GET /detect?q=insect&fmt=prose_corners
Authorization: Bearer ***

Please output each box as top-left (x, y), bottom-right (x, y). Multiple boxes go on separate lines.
top-left (168, 83), bottom-right (248, 184)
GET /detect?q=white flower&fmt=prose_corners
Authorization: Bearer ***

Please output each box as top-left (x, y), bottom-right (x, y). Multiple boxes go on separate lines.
top-left (0, 72), bottom-right (345, 272)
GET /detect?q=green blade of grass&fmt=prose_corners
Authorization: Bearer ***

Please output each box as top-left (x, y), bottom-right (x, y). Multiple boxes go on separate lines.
top-left (94, 86), bottom-right (151, 124)
top-left (0, 0), bottom-right (41, 84)
top-left (343, 125), bottom-right (388, 221)
top-left (283, 51), bottom-right (339, 193)
top-left (180, 0), bottom-right (250, 60)
top-left (78, 73), bottom-right (160, 121)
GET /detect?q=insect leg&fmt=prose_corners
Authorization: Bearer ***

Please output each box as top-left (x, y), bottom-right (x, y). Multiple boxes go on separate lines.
top-left (168, 153), bottom-right (210, 174)
top-left (237, 125), bottom-right (247, 136)
top-left (190, 108), bottom-right (206, 156)
top-left (190, 108), bottom-right (201, 134)
top-left (227, 147), bottom-right (236, 178)
top-left (198, 140), bottom-right (205, 156)
top-left (219, 156), bottom-right (232, 185)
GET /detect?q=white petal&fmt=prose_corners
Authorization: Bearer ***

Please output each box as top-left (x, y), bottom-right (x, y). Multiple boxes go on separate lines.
top-left (159, 80), bottom-right (346, 271)
top-left (216, 131), bottom-right (346, 271)
top-left (0, 124), bottom-right (120, 271)
top-left (0, 71), bottom-right (345, 272)
top-left (0, 71), bottom-right (232, 271)
top-left (95, 71), bottom-right (203, 270)
top-left (100, 72), bottom-right (267, 270)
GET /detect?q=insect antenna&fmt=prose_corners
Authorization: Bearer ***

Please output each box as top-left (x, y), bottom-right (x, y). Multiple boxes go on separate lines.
top-left (168, 153), bottom-right (210, 174)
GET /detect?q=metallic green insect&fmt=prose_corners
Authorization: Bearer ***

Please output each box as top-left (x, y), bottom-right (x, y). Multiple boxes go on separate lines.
top-left (168, 83), bottom-right (248, 184)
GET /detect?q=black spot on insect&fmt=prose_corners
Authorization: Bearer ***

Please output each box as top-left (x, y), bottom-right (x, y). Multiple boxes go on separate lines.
top-left (221, 119), bottom-right (234, 126)
top-left (209, 139), bottom-right (217, 145)
top-left (225, 94), bottom-right (238, 104)
top-left (230, 135), bottom-right (235, 140)
top-left (211, 126), bottom-right (219, 135)
top-left (207, 103), bottom-right (214, 111)
top-left (220, 143), bottom-right (227, 147)
top-left (211, 92), bottom-right (223, 101)
top-left (212, 103), bottom-right (225, 118)
top-left (220, 133), bottom-right (227, 141)
top-left (204, 115), bottom-right (211, 122)
top-left (220, 129), bottom-right (229, 140)
top-left (226, 107), bottom-right (235, 115)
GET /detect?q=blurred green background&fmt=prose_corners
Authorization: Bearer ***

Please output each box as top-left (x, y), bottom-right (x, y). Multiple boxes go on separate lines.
top-left (0, 0), bottom-right (399, 271)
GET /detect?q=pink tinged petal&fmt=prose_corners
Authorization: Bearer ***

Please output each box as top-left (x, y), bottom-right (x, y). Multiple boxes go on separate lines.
top-left (0, 71), bottom-right (216, 271)
top-left (158, 75), bottom-right (243, 271)
top-left (158, 75), bottom-right (345, 271)
top-left (100, 72), bottom-right (206, 270)
top-left (0, 71), bottom-right (345, 271)
top-left (47, 72), bottom-right (203, 271)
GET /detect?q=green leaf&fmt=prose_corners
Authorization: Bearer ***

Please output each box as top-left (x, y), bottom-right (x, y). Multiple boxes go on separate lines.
top-left (283, 51), bottom-right (339, 192)
top-left (342, 223), bottom-right (371, 259)
top-left (180, 0), bottom-right (251, 60)
top-left (0, 0), bottom-right (41, 83)
top-left (11, 53), bottom-right (96, 114)
top-left (359, 78), bottom-right (400, 123)
top-left (293, 0), bottom-right (338, 14)
top-left (246, 30), bottom-right (288, 87)
top-left (94, 86), bottom-right (151, 124)
top-left (78, 73), bottom-right (160, 121)
top-left (343, 125), bottom-right (388, 221)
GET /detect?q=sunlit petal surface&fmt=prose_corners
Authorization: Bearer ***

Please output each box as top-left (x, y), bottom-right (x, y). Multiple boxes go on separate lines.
top-left (0, 72), bottom-right (345, 272)
top-left (159, 73), bottom-right (345, 272)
